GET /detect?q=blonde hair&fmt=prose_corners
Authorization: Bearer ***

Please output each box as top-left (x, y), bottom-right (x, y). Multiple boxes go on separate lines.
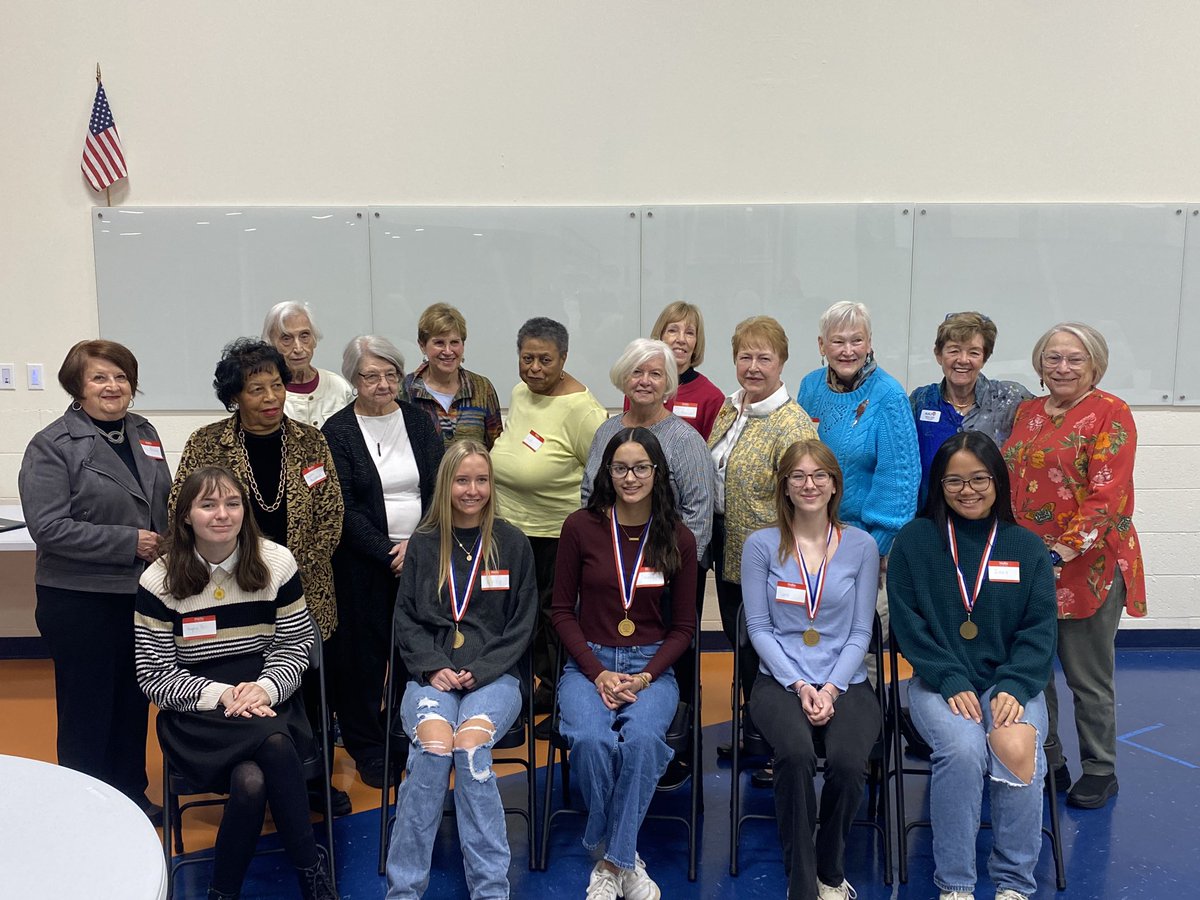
top-left (1031, 322), bottom-right (1109, 386)
top-left (650, 301), bottom-right (706, 368)
top-left (773, 440), bottom-right (844, 564)
top-left (417, 303), bottom-right (468, 345)
top-left (418, 441), bottom-right (498, 593)
top-left (818, 301), bottom-right (872, 341)
top-left (732, 315), bottom-right (789, 363)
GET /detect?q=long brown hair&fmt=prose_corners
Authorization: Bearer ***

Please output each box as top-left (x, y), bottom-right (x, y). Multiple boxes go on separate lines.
top-left (163, 467), bottom-right (270, 600)
top-left (773, 439), bottom-right (845, 564)
top-left (416, 442), bottom-right (499, 594)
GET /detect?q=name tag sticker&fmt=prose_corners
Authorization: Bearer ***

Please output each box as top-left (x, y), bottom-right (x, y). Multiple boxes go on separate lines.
top-left (775, 581), bottom-right (808, 604)
top-left (673, 401), bottom-right (699, 420)
top-left (522, 430), bottom-right (544, 452)
top-left (920, 409), bottom-right (942, 423)
top-left (182, 615), bottom-right (217, 639)
top-left (302, 464), bottom-right (327, 488)
top-left (635, 568), bottom-right (666, 588)
top-left (988, 561), bottom-right (1021, 583)
top-left (480, 570), bottom-right (510, 590)
top-left (139, 440), bottom-right (165, 459)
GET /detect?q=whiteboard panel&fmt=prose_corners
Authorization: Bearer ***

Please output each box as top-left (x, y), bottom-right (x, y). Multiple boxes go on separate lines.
top-left (1174, 208), bottom-right (1200, 406)
top-left (909, 204), bottom-right (1183, 406)
top-left (640, 204), bottom-right (915, 399)
top-left (368, 207), bottom-right (642, 407)
top-left (94, 207), bottom-right (373, 410)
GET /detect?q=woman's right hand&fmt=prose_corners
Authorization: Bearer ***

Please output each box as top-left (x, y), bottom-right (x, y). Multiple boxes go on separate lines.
top-left (594, 669), bottom-right (638, 710)
top-left (948, 689), bottom-right (983, 723)
top-left (135, 529), bottom-right (161, 562)
top-left (220, 682), bottom-right (276, 718)
top-left (429, 668), bottom-right (465, 692)
top-left (388, 539), bottom-right (409, 575)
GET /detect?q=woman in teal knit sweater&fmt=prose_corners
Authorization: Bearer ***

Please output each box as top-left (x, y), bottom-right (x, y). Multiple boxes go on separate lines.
top-left (888, 431), bottom-right (1057, 900)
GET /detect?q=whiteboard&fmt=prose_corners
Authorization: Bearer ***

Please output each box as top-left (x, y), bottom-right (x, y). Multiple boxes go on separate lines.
top-left (368, 207), bottom-right (642, 407)
top-left (93, 207), bottom-right (373, 409)
top-left (1174, 207), bottom-right (1200, 406)
top-left (640, 204), bottom-right (916, 398)
top-left (909, 204), bottom-right (1184, 406)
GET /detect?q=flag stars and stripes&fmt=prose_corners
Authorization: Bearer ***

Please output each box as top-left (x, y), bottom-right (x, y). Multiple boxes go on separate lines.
top-left (82, 83), bottom-right (127, 192)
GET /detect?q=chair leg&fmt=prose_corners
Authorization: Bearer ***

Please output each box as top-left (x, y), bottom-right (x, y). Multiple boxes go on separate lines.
top-left (1045, 770), bottom-right (1067, 890)
top-left (161, 762), bottom-right (174, 900)
top-left (538, 737), bottom-right (557, 871)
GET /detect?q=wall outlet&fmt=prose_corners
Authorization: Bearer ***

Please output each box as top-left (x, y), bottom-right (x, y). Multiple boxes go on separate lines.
top-left (0, 364), bottom-right (15, 390)
top-left (27, 363), bottom-right (44, 390)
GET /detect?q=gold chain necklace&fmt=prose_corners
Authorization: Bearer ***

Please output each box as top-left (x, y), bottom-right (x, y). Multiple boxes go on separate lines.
top-left (237, 425), bottom-right (288, 513)
top-left (452, 529), bottom-right (476, 561)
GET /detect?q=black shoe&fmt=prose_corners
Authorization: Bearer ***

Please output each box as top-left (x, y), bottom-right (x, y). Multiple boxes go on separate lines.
top-left (133, 794), bottom-right (163, 827)
top-left (1067, 773), bottom-right (1118, 809)
top-left (534, 715), bottom-right (555, 741)
top-left (716, 741), bottom-right (734, 760)
top-left (308, 786), bottom-right (352, 817)
top-left (296, 857), bottom-right (338, 900)
top-left (1052, 762), bottom-right (1071, 793)
top-left (658, 758), bottom-right (691, 791)
top-left (750, 765), bottom-right (775, 789)
top-left (207, 888), bottom-right (239, 900)
top-left (356, 757), bottom-right (387, 790)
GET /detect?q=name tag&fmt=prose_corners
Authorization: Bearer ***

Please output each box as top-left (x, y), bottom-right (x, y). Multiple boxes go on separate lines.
top-left (920, 409), bottom-right (942, 423)
top-left (673, 401), bottom-right (699, 420)
top-left (139, 439), bottom-right (165, 459)
top-left (988, 561), bottom-right (1021, 583)
top-left (775, 580), bottom-right (808, 604)
top-left (182, 615), bottom-right (217, 639)
top-left (635, 568), bottom-right (665, 588)
top-left (302, 464), bottom-right (327, 487)
top-left (522, 430), bottom-right (544, 452)
top-left (481, 570), bottom-right (510, 590)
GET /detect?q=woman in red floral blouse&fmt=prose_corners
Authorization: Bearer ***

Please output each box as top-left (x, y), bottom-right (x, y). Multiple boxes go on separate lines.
top-left (1002, 322), bottom-right (1144, 811)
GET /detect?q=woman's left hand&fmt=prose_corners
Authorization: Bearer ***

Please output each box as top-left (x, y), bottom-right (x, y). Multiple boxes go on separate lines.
top-left (990, 691), bottom-right (1025, 728)
top-left (594, 670), bottom-right (638, 710)
top-left (389, 539), bottom-right (408, 575)
top-left (222, 682), bottom-right (275, 718)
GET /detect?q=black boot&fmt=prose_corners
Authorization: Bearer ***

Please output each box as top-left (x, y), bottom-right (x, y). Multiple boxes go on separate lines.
top-left (296, 858), bottom-right (338, 900)
top-left (207, 889), bottom-right (239, 900)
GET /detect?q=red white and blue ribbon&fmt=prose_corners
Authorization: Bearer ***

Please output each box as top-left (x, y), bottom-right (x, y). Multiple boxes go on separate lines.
top-left (947, 519), bottom-right (998, 618)
top-left (448, 534), bottom-right (484, 626)
top-left (794, 523), bottom-right (836, 624)
top-left (610, 508), bottom-right (651, 616)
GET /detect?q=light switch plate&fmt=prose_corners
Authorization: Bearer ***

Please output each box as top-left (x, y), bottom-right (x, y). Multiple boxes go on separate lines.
top-left (0, 364), bottom-right (15, 390)
top-left (27, 363), bottom-right (44, 390)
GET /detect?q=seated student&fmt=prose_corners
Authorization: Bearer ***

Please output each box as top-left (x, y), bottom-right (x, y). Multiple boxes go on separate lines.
top-left (551, 427), bottom-right (697, 900)
top-left (888, 432), bottom-right (1057, 900)
top-left (742, 439), bottom-right (881, 900)
top-left (384, 441), bottom-right (537, 900)
top-left (134, 466), bottom-right (336, 900)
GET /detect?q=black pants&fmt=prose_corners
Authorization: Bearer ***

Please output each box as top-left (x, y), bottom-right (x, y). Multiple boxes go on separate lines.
top-left (713, 515), bottom-right (759, 715)
top-left (750, 676), bottom-right (881, 900)
top-left (34, 584), bottom-right (149, 800)
top-left (528, 536), bottom-right (561, 688)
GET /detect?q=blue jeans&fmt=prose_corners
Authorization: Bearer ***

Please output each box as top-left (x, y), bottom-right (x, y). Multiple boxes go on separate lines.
top-left (384, 674), bottom-right (522, 900)
top-left (557, 643), bottom-right (678, 869)
top-left (908, 677), bottom-right (1048, 898)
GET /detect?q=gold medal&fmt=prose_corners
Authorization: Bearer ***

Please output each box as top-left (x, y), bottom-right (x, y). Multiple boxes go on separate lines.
top-left (803, 628), bottom-right (821, 647)
top-left (213, 586), bottom-right (225, 600)
top-left (959, 620), bottom-right (978, 641)
top-left (617, 617), bottom-right (636, 637)
top-left (453, 628), bottom-right (465, 649)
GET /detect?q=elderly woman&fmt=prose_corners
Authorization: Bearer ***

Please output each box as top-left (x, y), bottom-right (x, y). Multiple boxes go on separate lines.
top-left (910, 312), bottom-right (1033, 506)
top-left (321, 336), bottom-right (444, 788)
top-left (1002, 322), bottom-right (1145, 810)
top-left (491, 317), bottom-right (607, 707)
top-left (18, 339), bottom-right (170, 822)
top-left (400, 302), bottom-right (503, 449)
top-left (262, 301), bottom-right (354, 429)
top-left (709, 316), bottom-right (816, 744)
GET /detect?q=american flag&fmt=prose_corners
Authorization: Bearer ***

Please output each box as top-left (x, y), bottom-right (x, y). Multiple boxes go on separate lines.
top-left (82, 83), bottom-right (127, 192)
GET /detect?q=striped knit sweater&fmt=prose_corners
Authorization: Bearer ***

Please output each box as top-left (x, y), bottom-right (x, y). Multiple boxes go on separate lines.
top-left (134, 539), bottom-right (314, 713)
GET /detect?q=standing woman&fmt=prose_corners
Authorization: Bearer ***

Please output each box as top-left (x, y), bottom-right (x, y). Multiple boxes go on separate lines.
top-left (262, 301), bottom-right (354, 429)
top-left (1002, 323), bottom-right (1145, 810)
top-left (19, 340), bottom-right (170, 820)
top-left (492, 317), bottom-right (608, 706)
top-left (135, 467), bottom-right (336, 900)
top-left (384, 442), bottom-right (537, 900)
top-left (553, 428), bottom-right (697, 900)
top-left (321, 336), bottom-right (444, 788)
top-left (401, 302), bottom-right (503, 449)
top-left (742, 440), bottom-right (881, 900)
top-left (889, 431), bottom-right (1057, 900)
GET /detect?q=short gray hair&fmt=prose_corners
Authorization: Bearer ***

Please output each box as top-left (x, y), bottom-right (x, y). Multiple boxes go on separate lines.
top-left (517, 317), bottom-right (569, 355)
top-left (342, 335), bottom-right (406, 384)
top-left (1031, 322), bottom-right (1109, 386)
top-left (262, 301), bottom-right (322, 344)
top-left (818, 300), bottom-right (872, 341)
top-left (609, 338), bottom-right (679, 401)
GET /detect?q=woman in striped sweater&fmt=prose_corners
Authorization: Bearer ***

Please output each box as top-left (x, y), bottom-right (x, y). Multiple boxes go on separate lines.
top-left (135, 466), bottom-right (336, 900)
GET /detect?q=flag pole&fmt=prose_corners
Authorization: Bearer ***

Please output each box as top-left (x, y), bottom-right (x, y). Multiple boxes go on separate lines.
top-left (95, 63), bottom-right (111, 206)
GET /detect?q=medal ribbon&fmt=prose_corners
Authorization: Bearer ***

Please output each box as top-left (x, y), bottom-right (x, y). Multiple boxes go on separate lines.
top-left (947, 519), bottom-right (998, 619)
top-left (609, 508), bottom-right (651, 616)
top-left (793, 524), bottom-right (836, 624)
top-left (448, 534), bottom-right (484, 627)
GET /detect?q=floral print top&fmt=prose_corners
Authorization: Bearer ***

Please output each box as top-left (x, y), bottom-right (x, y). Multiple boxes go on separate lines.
top-left (1002, 389), bottom-right (1146, 620)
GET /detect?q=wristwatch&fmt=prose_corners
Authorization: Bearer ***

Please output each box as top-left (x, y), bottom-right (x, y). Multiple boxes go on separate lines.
top-left (1048, 549), bottom-right (1065, 568)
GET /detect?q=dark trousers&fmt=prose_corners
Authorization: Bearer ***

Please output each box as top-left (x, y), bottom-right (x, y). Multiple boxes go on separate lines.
top-left (750, 676), bottom-right (881, 900)
top-left (529, 536), bottom-right (561, 688)
top-left (35, 584), bottom-right (149, 800)
top-left (713, 515), bottom-right (759, 717)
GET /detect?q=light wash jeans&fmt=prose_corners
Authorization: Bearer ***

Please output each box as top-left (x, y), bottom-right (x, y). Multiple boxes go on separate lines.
top-left (557, 642), bottom-right (678, 869)
top-left (908, 677), bottom-right (1048, 898)
top-left (384, 673), bottom-right (521, 900)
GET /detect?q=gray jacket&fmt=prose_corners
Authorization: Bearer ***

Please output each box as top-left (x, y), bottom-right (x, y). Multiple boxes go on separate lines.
top-left (19, 405), bottom-right (171, 593)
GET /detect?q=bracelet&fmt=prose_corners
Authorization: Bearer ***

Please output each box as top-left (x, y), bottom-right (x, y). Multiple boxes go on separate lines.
top-left (637, 672), bottom-right (652, 690)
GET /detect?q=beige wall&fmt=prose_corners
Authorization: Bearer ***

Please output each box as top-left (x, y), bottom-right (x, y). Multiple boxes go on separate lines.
top-left (2, 2), bottom-right (1197, 628)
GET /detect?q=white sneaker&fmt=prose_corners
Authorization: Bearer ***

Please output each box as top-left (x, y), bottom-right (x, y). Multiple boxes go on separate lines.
top-left (817, 878), bottom-right (857, 899)
top-left (995, 891), bottom-right (1030, 900)
top-left (939, 893), bottom-right (974, 900)
top-left (585, 861), bottom-right (621, 900)
top-left (618, 855), bottom-right (661, 900)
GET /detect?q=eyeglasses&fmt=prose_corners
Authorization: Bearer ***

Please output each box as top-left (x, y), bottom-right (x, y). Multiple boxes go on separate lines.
top-left (608, 462), bottom-right (656, 480)
top-left (358, 371), bottom-right (400, 386)
top-left (787, 471), bottom-right (832, 487)
top-left (941, 474), bottom-right (995, 493)
top-left (1040, 352), bottom-right (1089, 370)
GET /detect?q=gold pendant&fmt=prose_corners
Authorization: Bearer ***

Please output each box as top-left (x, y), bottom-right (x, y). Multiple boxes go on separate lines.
top-left (802, 628), bottom-right (820, 647)
top-left (213, 586), bottom-right (225, 600)
top-left (453, 629), bottom-right (465, 649)
top-left (960, 620), bottom-right (979, 641)
top-left (617, 617), bottom-right (636, 637)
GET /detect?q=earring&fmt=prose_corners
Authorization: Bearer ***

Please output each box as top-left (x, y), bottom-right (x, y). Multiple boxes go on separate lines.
top-left (71, 400), bottom-right (82, 411)
top-left (230, 401), bottom-right (240, 411)
top-left (129, 398), bottom-right (135, 408)
top-left (1039, 378), bottom-right (1044, 390)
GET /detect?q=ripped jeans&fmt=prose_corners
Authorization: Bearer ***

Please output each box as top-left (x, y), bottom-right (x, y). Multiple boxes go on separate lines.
top-left (908, 677), bottom-right (1048, 898)
top-left (384, 673), bottom-right (521, 900)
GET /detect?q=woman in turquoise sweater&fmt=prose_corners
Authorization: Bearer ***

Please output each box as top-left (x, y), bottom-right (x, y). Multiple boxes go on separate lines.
top-left (888, 431), bottom-right (1057, 900)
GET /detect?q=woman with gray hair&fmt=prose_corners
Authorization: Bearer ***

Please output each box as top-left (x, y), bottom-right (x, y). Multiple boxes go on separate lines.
top-left (1002, 322), bottom-right (1145, 810)
top-left (321, 335), bottom-right (444, 787)
top-left (263, 300), bottom-right (353, 429)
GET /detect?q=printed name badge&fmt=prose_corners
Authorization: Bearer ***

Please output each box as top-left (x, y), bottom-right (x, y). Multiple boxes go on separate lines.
top-left (988, 561), bottom-right (1021, 583)
top-left (635, 567), bottom-right (666, 588)
top-left (522, 430), bottom-right (545, 452)
top-left (139, 439), bottom-right (165, 460)
top-left (673, 401), bottom-right (699, 420)
top-left (182, 615), bottom-right (218, 639)
top-left (775, 581), bottom-right (808, 604)
top-left (302, 464), bottom-right (327, 488)
top-left (920, 409), bottom-right (942, 423)
top-left (480, 570), bottom-right (510, 590)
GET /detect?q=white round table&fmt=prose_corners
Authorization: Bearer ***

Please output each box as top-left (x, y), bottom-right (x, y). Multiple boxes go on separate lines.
top-left (0, 754), bottom-right (167, 899)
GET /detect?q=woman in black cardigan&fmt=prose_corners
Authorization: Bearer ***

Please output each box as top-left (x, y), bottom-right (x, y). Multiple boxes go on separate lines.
top-left (322, 335), bottom-right (444, 787)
